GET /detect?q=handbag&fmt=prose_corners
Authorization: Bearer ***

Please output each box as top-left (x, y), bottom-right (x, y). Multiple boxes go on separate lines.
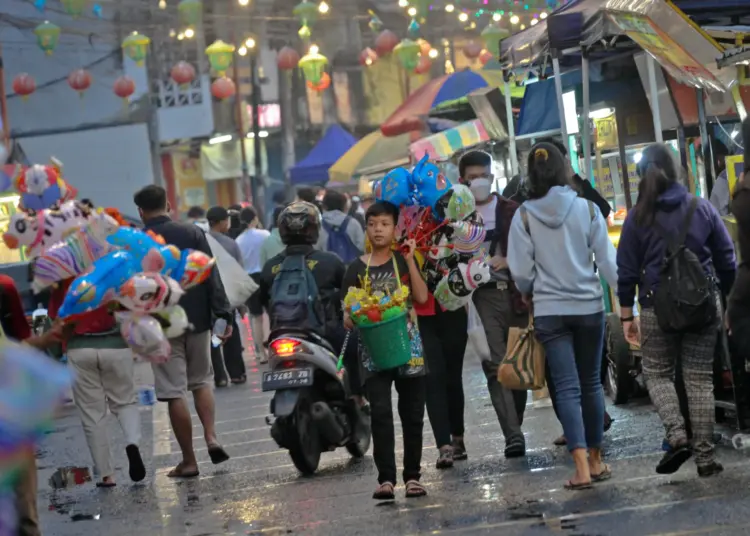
top-left (498, 315), bottom-right (546, 390)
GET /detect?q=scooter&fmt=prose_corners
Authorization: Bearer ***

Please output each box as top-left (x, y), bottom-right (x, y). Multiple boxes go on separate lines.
top-left (263, 329), bottom-right (371, 475)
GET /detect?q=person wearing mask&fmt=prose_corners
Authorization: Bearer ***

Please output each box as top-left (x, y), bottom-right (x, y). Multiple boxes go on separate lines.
top-left (507, 142), bottom-right (618, 490)
top-left (206, 206), bottom-right (247, 386)
top-left (134, 185), bottom-right (233, 478)
top-left (458, 150), bottom-right (527, 458)
top-left (235, 206), bottom-right (271, 363)
top-left (617, 143), bottom-right (735, 478)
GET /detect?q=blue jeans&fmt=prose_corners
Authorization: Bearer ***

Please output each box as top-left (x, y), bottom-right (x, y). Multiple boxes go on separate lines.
top-left (535, 312), bottom-right (605, 452)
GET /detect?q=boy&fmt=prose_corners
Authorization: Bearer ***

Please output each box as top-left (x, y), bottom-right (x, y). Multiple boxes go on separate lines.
top-left (342, 201), bottom-right (429, 500)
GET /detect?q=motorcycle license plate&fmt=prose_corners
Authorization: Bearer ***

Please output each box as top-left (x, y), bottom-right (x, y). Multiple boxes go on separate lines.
top-left (262, 368), bottom-right (313, 391)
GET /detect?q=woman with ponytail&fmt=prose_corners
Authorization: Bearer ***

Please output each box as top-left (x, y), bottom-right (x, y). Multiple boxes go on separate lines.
top-left (507, 142), bottom-right (618, 490)
top-left (617, 143), bottom-right (735, 478)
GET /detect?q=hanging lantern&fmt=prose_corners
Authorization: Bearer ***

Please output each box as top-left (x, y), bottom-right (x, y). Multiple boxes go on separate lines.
top-left (277, 46), bottom-right (301, 71)
top-left (298, 24), bottom-right (312, 42)
top-left (34, 21), bottom-right (61, 55)
top-left (211, 76), bottom-right (236, 100)
top-left (359, 47), bottom-right (378, 67)
top-left (178, 0), bottom-right (203, 26)
top-left (463, 40), bottom-right (482, 61)
top-left (205, 40), bottom-right (235, 76)
top-left (374, 30), bottom-right (399, 57)
top-left (299, 49), bottom-right (328, 86)
top-left (368, 13), bottom-right (384, 33)
top-left (61, 0), bottom-right (86, 17)
top-left (122, 31), bottom-right (151, 66)
top-left (414, 56), bottom-right (432, 75)
top-left (12, 74), bottom-right (36, 100)
top-left (307, 72), bottom-right (330, 92)
top-left (407, 19), bottom-right (421, 40)
top-left (293, 1), bottom-right (318, 27)
top-left (68, 69), bottom-right (92, 97)
top-left (481, 23), bottom-right (511, 57)
top-left (113, 76), bottom-right (136, 101)
top-left (170, 61), bottom-right (196, 86)
top-left (479, 49), bottom-right (494, 66)
top-left (394, 38), bottom-right (421, 72)
top-left (417, 39), bottom-right (432, 58)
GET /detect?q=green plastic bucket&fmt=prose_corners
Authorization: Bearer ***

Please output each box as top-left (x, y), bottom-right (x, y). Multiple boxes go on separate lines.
top-left (359, 312), bottom-right (411, 370)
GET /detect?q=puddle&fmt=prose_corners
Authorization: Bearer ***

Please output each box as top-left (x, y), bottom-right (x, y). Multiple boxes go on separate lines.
top-left (48, 467), bottom-right (92, 489)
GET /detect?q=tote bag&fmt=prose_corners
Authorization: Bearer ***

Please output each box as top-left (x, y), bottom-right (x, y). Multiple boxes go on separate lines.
top-left (205, 233), bottom-right (258, 308)
top-left (498, 316), bottom-right (546, 390)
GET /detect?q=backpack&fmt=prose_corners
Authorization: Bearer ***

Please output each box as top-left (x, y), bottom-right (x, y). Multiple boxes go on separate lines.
top-left (269, 253), bottom-right (326, 335)
top-left (652, 197), bottom-right (717, 333)
top-left (322, 217), bottom-right (360, 263)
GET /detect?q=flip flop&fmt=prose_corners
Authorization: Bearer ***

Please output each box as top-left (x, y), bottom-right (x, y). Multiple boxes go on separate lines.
top-left (126, 444), bottom-right (146, 483)
top-left (95, 481), bottom-right (116, 488)
top-left (167, 463), bottom-right (199, 478)
top-left (405, 480), bottom-right (427, 498)
top-left (372, 482), bottom-right (395, 500)
top-left (231, 376), bottom-right (247, 385)
top-left (208, 445), bottom-right (230, 465)
top-left (553, 435), bottom-right (567, 446)
top-left (564, 480), bottom-right (592, 491)
top-left (591, 464), bottom-right (612, 483)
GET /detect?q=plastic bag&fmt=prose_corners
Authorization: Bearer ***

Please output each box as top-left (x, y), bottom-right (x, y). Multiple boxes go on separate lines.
top-left (205, 233), bottom-right (258, 308)
top-left (466, 301), bottom-right (490, 362)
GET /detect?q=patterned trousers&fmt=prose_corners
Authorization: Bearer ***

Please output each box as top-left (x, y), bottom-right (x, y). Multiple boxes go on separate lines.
top-left (640, 306), bottom-right (719, 467)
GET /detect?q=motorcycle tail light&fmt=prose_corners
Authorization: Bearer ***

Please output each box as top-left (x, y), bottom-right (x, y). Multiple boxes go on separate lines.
top-left (271, 338), bottom-right (300, 357)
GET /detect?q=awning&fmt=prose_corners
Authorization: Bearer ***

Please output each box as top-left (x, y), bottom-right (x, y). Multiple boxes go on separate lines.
top-left (289, 124), bottom-right (357, 185)
top-left (328, 130), bottom-right (417, 183)
top-left (409, 119), bottom-right (489, 162)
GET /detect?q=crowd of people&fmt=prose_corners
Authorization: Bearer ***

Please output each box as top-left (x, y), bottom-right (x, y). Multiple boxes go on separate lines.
top-left (11, 135), bottom-right (747, 532)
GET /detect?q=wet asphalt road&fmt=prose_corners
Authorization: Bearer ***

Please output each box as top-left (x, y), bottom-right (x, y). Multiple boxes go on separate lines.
top-left (36, 349), bottom-right (750, 536)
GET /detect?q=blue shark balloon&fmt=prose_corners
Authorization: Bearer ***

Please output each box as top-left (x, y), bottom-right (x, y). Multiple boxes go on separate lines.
top-left (410, 155), bottom-right (450, 213)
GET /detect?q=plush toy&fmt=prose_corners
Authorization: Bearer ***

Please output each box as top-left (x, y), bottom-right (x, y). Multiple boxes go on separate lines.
top-left (117, 272), bottom-right (184, 314)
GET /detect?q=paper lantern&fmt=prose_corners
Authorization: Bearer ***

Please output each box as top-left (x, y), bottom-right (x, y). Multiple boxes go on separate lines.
top-left (481, 23), bottom-right (511, 57)
top-left (12, 74), bottom-right (36, 100)
top-left (178, 0), bottom-right (203, 26)
top-left (293, 1), bottom-right (318, 26)
top-left (61, 0), bottom-right (86, 17)
top-left (122, 31), bottom-right (151, 66)
top-left (407, 19), bottom-right (420, 40)
top-left (211, 77), bottom-right (236, 100)
top-left (414, 56), bottom-right (432, 75)
top-left (68, 69), bottom-right (92, 97)
top-left (479, 49), bottom-right (494, 66)
top-left (417, 39), bottom-right (432, 57)
top-left (359, 47), bottom-right (378, 67)
top-left (277, 46), bottom-right (300, 71)
top-left (463, 40), bottom-right (482, 60)
top-left (299, 50), bottom-right (328, 86)
top-left (205, 40), bottom-right (235, 76)
top-left (394, 38), bottom-right (421, 72)
top-left (170, 61), bottom-right (196, 86)
top-left (34, 21), bottom-right (61, 55)
top-left (298, 24), bottom-right (312, 42)
top-left (375, 30), bottom-right (399, 57)
top-left (307, 72), bottom-right (330, 92)
top-left (113, 76), bottom-right (136, 101)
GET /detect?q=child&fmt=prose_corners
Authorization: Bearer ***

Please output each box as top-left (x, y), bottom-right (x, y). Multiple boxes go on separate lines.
top-left (342, 201), bottom-right (429, 500)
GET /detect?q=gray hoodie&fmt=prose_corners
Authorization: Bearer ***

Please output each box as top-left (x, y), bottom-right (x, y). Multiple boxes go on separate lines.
top-left (316, 209), bottom-right (366, 255)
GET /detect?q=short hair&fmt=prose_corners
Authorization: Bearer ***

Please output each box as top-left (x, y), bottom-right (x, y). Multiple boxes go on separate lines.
top-left (240, 206), bottom-right (258, 225)
top-left (296, 187), bottom-right (316, 204)
top-left (538, 137), bottom-right (568, 157)
top-left (365, 201), bottom-right (399, 224)
top-left (458, 150), bottom-right (492, 177)
top-left (272, 189), bottom-right (287, 205)
top-left (134, 185), bottom-right (167, 213)
top-left (270, 205), bottom-right (284, 228)
top-left (206, 206), bottom-right (229, 224)
top-left (187, 205), bottom-right (206, 219)
top-left (322, 190), bottom-right (347, 212)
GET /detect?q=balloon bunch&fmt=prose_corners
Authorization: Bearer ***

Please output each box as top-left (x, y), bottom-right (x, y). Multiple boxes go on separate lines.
top-left (343, 285), bottom-right (410, 326)
top-left (12, 158), bottom-right (77, 212)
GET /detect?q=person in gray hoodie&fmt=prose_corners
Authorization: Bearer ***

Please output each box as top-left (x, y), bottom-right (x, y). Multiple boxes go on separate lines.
top-left (317, 190), bottom-right (365, 263)
top-left (507, 142), bottom-right (618, 491)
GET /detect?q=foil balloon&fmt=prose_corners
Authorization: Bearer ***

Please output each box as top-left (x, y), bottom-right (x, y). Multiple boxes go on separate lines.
top-left (450, 220), bottom-right (486, 255)
top-left (172, 249), bottom-right (215, 289)
top-left (13, 159), bottom-right (77, 211)
top-left (374, 167), bottom-right (413, 207)
top-left (107, 226), bottom-right (182, 275)
top-left (117, 313), bottom-right (171, 363)
top-left (154, 305), bottom-right (190, 339)
top-left (433, 258), bottom-right (491, 311)
top-left (117, 272), bottom-right (184, 314)
top-left (411, 155), bottom-right (450, 211)
top-left (434, 184), bottom-right (476, 222)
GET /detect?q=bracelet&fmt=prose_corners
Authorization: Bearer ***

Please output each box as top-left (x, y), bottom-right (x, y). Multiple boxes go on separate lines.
top-left (620, 316), bottom-right (634, 322)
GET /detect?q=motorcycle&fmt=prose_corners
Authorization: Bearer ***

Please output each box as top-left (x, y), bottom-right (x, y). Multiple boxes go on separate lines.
top-left (263, 329), bottom-right (371, 475)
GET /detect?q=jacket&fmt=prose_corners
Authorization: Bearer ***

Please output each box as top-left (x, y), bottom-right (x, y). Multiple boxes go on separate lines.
top-left (143, 215), bottom-right (232, 332)
top-left (316, 210), bottom-right (365, 255)
top-left (617, 182), bottom-right (736, 308)
top-left (507, 186), bottom-right (618, 317)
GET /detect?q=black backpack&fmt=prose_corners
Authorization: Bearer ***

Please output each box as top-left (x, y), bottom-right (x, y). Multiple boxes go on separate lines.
top-left (269, 253), bottom-right (326, 335)
top-left (652, 197), bottom-right (717, 333)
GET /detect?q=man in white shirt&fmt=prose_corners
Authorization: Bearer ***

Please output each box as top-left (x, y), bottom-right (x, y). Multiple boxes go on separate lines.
top-left (235, 207), bottom-right (271, 362)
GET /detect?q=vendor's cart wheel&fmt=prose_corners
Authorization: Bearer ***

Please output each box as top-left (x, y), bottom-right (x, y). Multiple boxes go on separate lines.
top-left (605, 314), bottom-right (633, 405)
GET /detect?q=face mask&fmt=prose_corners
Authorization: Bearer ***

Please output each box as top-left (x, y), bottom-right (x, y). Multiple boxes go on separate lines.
top-left (469, 178), bottom-right (492, 201)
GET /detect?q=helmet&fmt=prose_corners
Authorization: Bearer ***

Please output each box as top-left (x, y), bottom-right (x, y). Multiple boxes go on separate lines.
top-left (278, 201), bottom-right (320, 245)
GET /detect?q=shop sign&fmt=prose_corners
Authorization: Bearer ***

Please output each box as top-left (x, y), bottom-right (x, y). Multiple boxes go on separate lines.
top-left (726, 155), bottom-right (744, 195)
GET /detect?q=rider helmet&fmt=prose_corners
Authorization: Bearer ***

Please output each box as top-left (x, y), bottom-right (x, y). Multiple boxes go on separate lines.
top-left (277, 201), bottom-right (321, 245)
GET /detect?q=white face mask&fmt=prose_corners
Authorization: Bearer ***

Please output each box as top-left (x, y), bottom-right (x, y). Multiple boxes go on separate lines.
top-left (469, 178), bottom-right (492, 202)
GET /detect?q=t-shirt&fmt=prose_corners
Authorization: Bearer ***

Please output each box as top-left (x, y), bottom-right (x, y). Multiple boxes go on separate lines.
top-left (236, 228), bottom-right (272, 274)
top-left (476, 196), bottom-right (497, 231)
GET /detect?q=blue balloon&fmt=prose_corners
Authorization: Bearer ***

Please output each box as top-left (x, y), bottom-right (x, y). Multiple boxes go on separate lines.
top-left (410, 155), bottom-right (450, 213)
top-left (374, 167), bottom-right (413, 207)
top-left (93, 4), bottom-right (103, 17)
top-left (34, 0), bottom-right (46, 12)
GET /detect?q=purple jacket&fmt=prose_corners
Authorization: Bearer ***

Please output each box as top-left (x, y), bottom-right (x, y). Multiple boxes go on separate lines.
top-left (616, 183), bottom-right (736, 308)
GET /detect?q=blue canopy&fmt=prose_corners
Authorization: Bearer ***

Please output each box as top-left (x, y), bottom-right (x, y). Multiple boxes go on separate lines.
top-left (289, 124), bottom-right (357, 185)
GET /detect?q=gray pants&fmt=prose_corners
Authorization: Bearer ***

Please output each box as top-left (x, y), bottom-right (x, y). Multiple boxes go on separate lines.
top-left (472, 284), bottom-right (528, 444)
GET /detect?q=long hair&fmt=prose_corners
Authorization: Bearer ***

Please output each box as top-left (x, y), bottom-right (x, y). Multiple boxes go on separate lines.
top-left (525, 142), bottom-right (569, 199)
top-left (633, 144), bottom-right (678, 227)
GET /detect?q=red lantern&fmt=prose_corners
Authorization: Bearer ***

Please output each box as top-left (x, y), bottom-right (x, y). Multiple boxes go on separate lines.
top-left (277, 46), bottom-right (300, 71)
top-left (170, 61), bottom-right (196, 86)
top-left (479, 49), bottom-right (494, 66)
top-left (414, 56), bottom-right (432, 75)
top-left (359, 47), bottom-right (378, 67)
top-left (113, 76), bottom-right (136, 101)
top-left (375, 30), bottom-right (399, 57)
top-left (211, 76), bottom-right (236, 100)
top-left (306, 72), bottom-right (330, 92)
top-left (12, 73), bottom-right (36, 100)
top-left (463, 40), bottom-right (482, 60)
top-left (68, 69), bottom-right (92, 96)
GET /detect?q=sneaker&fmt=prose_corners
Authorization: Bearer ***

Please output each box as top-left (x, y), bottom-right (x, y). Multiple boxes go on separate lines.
top-left (504, 437), bottom-right (526, 458)
top-left (436, 446), bottom-right (454, 469)
top-left (451, 438), bottom-right (467, 461)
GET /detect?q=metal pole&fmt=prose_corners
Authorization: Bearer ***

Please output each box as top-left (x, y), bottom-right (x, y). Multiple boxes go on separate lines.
top-left (0, 44), bottom-right (11, 146)
top-left (581, 52), bottom-right (594, 184)
top-left (646, 54), bottom-right (663, 143)
top-left (229, 13), bottom-right (250, 202)
top-left (250, 53), bottom-right (263, 212)
top-left (552, 55), bottom-right (569, 153)
top-left (503, 71), bottom-right (518, 177)
top-left (615, 108), bottom-right (634, 209)
top-left (696, 88), bottom-right (713, 196)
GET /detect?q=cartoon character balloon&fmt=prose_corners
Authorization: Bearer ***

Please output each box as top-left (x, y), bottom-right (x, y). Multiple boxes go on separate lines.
top-left (434, 184), bottom-right (476, 222)
top-left (117, 313), bottom-right (171, 363)
top-left (117, 273), bottom-right (184, 314)
top-left (374, 167), bottom-right (413, 207)
top-left (410, 155), bottom-right (450, 212)
top-left (154, 305), bottom-right (190, 338)
top-left (433, 257), bottom-right (491, 310)
top-left (13, 158), bottom-right (76, 211)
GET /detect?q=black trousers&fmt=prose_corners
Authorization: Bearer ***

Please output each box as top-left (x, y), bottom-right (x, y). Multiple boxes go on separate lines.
top-left (212, 316), bottom-right (246, 383)
top-left (366, 371), bottom-right (426, 484)
top-left (418, 307), bottom-right (469, 448)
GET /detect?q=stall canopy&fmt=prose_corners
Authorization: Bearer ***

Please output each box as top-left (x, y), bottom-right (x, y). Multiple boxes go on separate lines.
top-left (289, 124), bottom-right (357, 185)
top-left (410, 119), bottom-right (489, 162)
top-left (328, 130), bottom-right (418, 183)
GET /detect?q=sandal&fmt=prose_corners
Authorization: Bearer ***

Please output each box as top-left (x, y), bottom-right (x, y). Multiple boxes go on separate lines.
top-left (405, 480), bottom-right (427, 498)
top-left (372, 481), bottom-right (395, 500)
top-left (436, 446), bottom-right (454, 469)
top-left (231, 375), bottom-right (247, 385)
top-left (553, 435), bottom-right (567, 446)
top-left (167, 462), bottom-right (199, 478)
top-left (564, 480), bottom-right (592, 490)
top-left (591, 463), bottom-right (612, 483)
top-left (656, 444), bottom-right (692, 475)
top-left (207, 444), bottom-right (230, 465)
